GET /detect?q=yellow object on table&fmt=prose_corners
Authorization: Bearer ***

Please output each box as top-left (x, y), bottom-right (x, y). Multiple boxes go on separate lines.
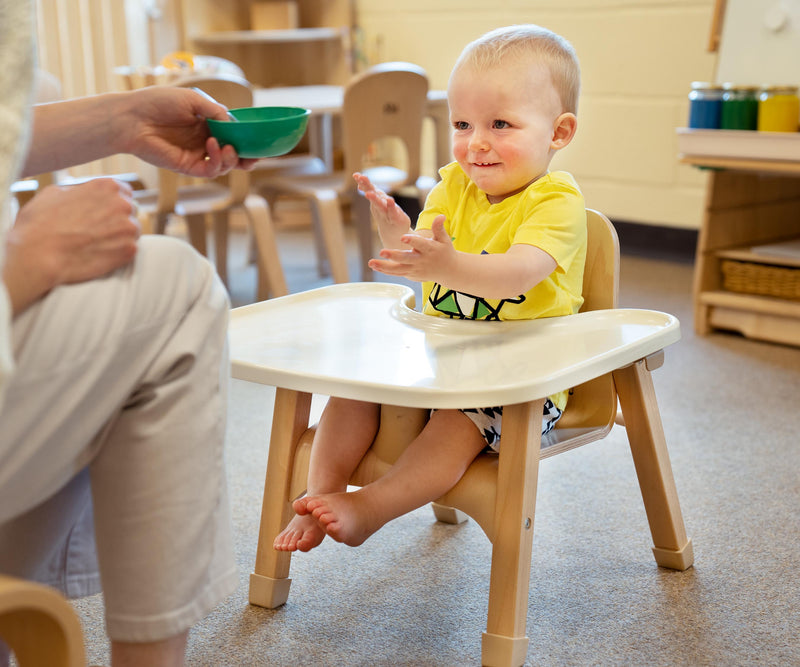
top-left (161, 51), bottom-right (195, 70)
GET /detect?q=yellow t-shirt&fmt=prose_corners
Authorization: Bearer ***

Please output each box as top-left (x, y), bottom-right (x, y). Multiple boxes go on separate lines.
top-left (415, 163), bottom-right (588, 410)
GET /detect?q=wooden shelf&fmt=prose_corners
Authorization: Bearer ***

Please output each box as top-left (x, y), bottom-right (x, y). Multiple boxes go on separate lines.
top-left (193, 27), bottom-right (343, 47)
top-left (183, 1), bottom-right (356, 88)
top-left (677, 128), bottom-right (800, 162)
top-left (716, 243), bottom-right (800, 269)
top-left (700, 289), bottom-right (800, 315)
top-left (698, 290), bottom-right (800, 346)
top-left (680, 154), bottom-right (800, 176)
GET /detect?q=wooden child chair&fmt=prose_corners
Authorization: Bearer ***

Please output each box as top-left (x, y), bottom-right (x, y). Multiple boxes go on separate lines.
top-left (252, 61), bottom-right (436, 284)
top-left (0, 575), bottom-right (86, 666)
top-left (229, 210), bottom-right (693, 667)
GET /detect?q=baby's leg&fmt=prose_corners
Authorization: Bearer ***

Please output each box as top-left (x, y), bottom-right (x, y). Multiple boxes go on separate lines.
top-left (273, 397), bottom-right (380, 551)
top-left (304, 409), bottom-right (485, 547)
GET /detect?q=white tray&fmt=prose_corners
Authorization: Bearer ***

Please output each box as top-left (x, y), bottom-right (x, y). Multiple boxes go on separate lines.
top-left (229, 282), bottom-right (680, 409)
top-left (677, 128), bottom-right (800, 162)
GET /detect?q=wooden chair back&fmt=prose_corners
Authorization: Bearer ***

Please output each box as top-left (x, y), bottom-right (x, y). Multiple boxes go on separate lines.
top-left (341, 62), bottom-right (429, 192)
top-left (0, 574), bottom-right (86, 666)
top-left (543, 208), bottom-right (620, 456)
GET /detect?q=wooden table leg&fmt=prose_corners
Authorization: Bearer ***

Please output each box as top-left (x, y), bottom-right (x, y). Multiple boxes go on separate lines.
top-left (249, 388), bottom-right (312, 608)
top-left (482, 399), bottom-right (543, 667)
top-left (613, 359), bottom-right (694, 571)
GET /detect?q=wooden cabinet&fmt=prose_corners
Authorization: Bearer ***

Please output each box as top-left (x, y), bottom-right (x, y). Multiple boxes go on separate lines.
top-left (183, 0), bottom-right (357, 87)
top-left (680, 153), bottom-right (800, 347)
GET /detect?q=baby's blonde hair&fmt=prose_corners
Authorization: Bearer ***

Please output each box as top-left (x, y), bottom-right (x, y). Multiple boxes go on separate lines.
top-left (453, 24), bottom-right (581, 115)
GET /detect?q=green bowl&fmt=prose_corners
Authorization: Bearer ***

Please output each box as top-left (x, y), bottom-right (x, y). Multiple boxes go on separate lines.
top-left (206, 106), bottom-right (310, 158)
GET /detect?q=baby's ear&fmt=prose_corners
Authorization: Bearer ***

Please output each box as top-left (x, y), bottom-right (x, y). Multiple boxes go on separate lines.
top-left (551, 113), bottom-right (577, 149)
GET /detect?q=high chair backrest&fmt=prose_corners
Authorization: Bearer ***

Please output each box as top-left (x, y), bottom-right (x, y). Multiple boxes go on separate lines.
top-left (544, 208), bottom-right (621, 455)
top-left (581, 209), bottom-right (620, 312)
top-left (341, 62), bottom-right (429, 190)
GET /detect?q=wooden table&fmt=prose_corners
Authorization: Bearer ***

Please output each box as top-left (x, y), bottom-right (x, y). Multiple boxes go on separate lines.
top-left (253, 85), bottom-right (450, 172)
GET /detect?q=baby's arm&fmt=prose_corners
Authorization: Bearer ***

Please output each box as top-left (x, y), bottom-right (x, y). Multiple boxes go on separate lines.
top-left (353, 173), bottom-right (420, 249)
top-left (371, 216), bottom-right (557, 300)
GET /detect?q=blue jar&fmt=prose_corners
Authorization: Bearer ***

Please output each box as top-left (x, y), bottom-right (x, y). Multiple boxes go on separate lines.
top-left (688, 82), bottom-right (724, 129)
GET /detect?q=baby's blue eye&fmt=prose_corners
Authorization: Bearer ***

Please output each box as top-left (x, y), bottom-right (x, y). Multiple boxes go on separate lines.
top-left (493, 119), bottom-right (510, 129)
top-left (453, 121), bottom-right (470, 130)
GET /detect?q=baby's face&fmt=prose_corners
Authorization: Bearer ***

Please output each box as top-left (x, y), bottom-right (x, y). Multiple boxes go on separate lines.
top-left (448, 59), bottom-right (567, 204)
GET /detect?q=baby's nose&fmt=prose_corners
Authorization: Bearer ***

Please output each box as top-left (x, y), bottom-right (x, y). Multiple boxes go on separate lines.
top-left (468, 130), bottom-right (490, 151)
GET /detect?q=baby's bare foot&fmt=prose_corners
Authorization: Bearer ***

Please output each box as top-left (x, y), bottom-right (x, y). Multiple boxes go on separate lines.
top-left (304, 491), bottom-right (383, 547)
top-left (273, 513), bottom-right (326, 552)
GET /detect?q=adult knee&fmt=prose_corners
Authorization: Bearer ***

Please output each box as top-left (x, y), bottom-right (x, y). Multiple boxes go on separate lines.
top-left (134, 235), bottom-right (229, 319)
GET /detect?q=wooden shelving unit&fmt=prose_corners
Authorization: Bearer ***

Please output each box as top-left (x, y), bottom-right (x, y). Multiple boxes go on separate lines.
top-left (680, 145), bottom-right (800, 346)
top-left (182, 0), bottom-right (357, 88)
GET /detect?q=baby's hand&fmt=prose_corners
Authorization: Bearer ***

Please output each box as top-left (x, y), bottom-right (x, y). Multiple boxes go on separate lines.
top-left (368, 215), bottom-right (454, 283)
top-left (353, 172), bottom-right (411, 249)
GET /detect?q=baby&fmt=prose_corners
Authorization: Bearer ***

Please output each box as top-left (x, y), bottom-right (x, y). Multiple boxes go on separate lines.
top-left (275, 24), bottom-right (586, 552)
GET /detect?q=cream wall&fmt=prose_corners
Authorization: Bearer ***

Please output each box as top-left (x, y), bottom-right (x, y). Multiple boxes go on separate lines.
top-left (356, 0), bottom-right (719, 229)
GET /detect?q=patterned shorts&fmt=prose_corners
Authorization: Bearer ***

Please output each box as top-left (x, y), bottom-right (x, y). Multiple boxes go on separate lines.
top-left (457, 399), bottom-right (563, 452)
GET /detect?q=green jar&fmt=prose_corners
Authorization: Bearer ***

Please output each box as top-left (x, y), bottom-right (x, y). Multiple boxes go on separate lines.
top-left (720, 85), bottom-right (759, 130)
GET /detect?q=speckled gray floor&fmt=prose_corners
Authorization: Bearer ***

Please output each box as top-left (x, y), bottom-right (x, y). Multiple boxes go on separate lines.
top-left (70, 224), bottom-right (800, 666)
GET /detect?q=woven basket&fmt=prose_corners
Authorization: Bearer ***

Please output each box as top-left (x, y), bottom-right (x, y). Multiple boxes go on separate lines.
top-left (721, 260), bottom-right (800, 300)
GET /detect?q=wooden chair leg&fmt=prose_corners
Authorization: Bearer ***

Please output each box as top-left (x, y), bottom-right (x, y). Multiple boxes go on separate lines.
top-left (613, 359), bottom-right (694, 571)
top-left (211, 210), bottom-right (229, 287)
top-left (310, 191), bottom-right (350, 284)
top-left (482, 399), bottom-right (544, 667)
top-left (184, 213), bottom-right (208, 258)
top-left (244, 195), bottom-right (288, 300)
top-left (350, 194), bottom-right (375, 282)
top-left (0, 575), bottom-right (86, 667)
top-left (249, 389), bottom-right (312, 609)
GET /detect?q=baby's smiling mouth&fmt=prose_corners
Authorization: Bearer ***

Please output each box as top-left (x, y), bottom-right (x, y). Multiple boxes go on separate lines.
top-left (473, 161), bottom-right (498, 167)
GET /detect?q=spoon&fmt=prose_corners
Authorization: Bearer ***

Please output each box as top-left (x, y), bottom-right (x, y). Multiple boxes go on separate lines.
top-left (192, 87), bottom-right (239, 121)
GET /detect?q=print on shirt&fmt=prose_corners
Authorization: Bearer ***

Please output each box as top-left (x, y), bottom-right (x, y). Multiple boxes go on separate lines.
top-left (427, 283), bottom-right (526, 320)
top-left (427, 244), bottom-right (527, 320)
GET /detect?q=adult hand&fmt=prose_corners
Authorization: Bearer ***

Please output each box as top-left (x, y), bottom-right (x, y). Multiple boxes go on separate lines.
top-left (368, 215), bottom-right (455, 282)
top-left (2, 178), bottom-right (140, 315)
top-left (118, 86), bottom-right (258, 178)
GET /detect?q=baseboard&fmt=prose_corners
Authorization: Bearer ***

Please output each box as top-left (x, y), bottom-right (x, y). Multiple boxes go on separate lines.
top-left (610, 220), bottom-right (697, 262)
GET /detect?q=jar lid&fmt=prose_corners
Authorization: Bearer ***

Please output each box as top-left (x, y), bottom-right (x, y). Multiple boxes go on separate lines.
top-left (691, 81), bottom-right (724, 91)
top-left (722, 83), bottom-right (759, 92)
top-left (760, 85), bottom-right (799, 94)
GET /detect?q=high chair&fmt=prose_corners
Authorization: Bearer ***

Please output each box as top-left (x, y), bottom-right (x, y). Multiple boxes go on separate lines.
top-left (0, 575), bottom-right (86, 666)
top-left (133, 74), bottom-right (288, 301)
top-left (252, 61), bottom-right (436, 284)
top-left (228, 210), bottom-right (693, 666)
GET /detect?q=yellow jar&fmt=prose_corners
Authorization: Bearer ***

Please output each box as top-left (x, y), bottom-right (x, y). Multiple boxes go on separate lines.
top-left (758, 86), bottom-right (800, 132)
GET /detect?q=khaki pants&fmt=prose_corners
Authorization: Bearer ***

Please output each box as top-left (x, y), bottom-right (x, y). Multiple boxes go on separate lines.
top-left (0, 235), bottom-right (237, 642)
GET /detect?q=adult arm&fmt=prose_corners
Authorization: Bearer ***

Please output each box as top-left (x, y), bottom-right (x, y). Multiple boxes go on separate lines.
top-left (5, 85), bottom-right (257, 316)
top-left (21, 86), bottom-right (255, 178)
top-left (2, 178), bottom-right (140, 315)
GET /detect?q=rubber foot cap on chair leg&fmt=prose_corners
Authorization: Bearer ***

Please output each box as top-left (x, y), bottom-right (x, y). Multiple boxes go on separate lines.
top-left (431, 502), bottom-right (469, 524)
top-left (249, 573), bottom-right (291, 608)
top-left (481, 632), bottom-right (528, 667)
top-left (652, 538), bottom-right (694, 571)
